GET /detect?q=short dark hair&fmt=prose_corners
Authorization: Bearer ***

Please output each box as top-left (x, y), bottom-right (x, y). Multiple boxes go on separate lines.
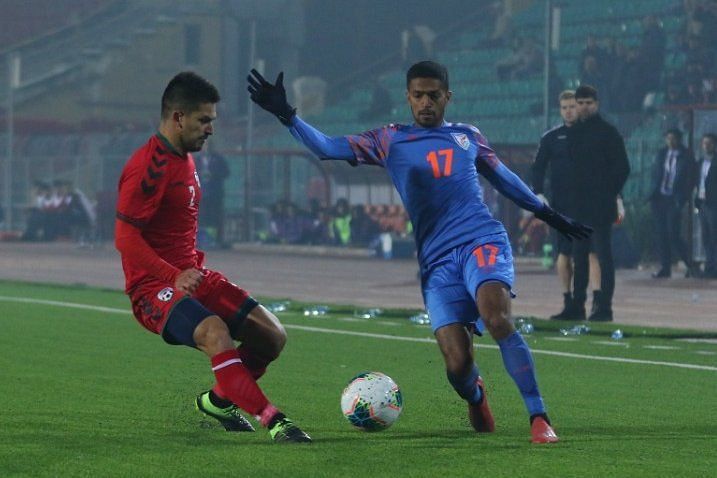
top-left (665, 128), bottom-right (683, 140)
top-left (161, 71), bottom-right (220, 119)
top-left (703, 133), bottom-right (717, 143)
top-left (575, 84), bottom-right (598, 100)
top-left (406, 61), bottom-right (449, 90)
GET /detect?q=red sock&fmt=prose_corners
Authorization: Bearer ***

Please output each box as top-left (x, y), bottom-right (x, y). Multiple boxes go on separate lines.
top-left (211, 349), bottom-right (271, 418)
top-left (236, 345), bottom-right (270, 380)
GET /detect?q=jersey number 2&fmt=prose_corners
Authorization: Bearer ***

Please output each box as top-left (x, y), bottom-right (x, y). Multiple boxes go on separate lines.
top-left (426, 148), bottom-right (454, 178)
top-left (188, 185), bottom-right (196, 207)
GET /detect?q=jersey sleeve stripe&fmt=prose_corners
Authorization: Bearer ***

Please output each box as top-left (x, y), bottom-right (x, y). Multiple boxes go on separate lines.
top-left (116, 211), bottom-right (148, 228)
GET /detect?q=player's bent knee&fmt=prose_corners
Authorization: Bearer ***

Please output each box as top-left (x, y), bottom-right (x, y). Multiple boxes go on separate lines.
top-left (193, 315), bottom-right (234, 355)
top-left (252, 306), bottom-right (287, 359)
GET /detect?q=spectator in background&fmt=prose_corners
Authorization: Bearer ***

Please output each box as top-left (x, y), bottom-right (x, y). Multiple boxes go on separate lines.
top-left (196, 142), bottom-right (230, 248)
top-left (350, 204), bottom-right (381, 246)
top-left (613, 47), bottom-right (648, 112)
top-left (580, 35), bottom-right (608, 70)
top-left (22, 180), bottom-right (52, 241)
top-left (496, 37), bottom-right (543, 81)
top-left (649, 129), bottom-right (698, 278)
top-left (569, 85), bottom-right (630, 321)
top-left (696, 133), bottom-right (717, 278)
top-left (637, 15), bottom-right (667, 92)
top-left (329, 198), bottom-right (352, 246)
top-left (304, 198), bottom-right (330, 244)
top-left (68, 181), bottom-right (96, 246)
top-left (267, 200), bottom-right (305, 245)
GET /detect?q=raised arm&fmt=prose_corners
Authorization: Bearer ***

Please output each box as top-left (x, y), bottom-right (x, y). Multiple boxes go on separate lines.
top-left (248, 69), bottom-right (394, 165)
top-left (247, 69), bottom-right (356, 161)
top-left (287, 116), bottom-right (356, 161)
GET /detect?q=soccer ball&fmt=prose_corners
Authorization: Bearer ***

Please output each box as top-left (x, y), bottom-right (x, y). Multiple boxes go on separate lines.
top-left (340, 371), bottom-right (403, 431)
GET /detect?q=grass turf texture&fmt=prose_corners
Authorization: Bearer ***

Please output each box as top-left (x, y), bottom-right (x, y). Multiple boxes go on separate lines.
top-left (0, 280), bottom-right (715, 477)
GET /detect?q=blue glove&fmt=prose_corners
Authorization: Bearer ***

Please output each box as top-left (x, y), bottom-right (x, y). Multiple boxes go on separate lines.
top-left (247, 69), bottom-right (296, 125)
top-left (535, 205), bottom-right (593, 240)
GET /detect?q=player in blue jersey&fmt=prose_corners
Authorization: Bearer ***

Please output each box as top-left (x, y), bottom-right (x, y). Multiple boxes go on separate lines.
top-left (247, 61), bottom-right (591, 444)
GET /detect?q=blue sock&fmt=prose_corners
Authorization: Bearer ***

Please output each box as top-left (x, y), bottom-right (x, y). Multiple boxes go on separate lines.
top-left (446, 363), bottom-right (482, 405)
top-left (497, 331), bottom-right (545, 416)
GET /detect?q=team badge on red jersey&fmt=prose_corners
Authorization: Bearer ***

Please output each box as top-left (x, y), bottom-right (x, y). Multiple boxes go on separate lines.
top-left (451, 132), bottom-right (470, 150)
top-left (157, 287), bottom-right (174, 302)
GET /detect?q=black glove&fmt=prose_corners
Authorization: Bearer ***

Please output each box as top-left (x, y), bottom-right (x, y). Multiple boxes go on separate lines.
top-left (246, 69), bottom-right (296, 125)
top-left (535, 205), bottom-right (593, 240)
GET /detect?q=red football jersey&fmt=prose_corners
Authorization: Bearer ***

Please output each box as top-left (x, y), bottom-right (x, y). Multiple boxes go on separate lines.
top-left (116, 134), bottom-right (203, 291)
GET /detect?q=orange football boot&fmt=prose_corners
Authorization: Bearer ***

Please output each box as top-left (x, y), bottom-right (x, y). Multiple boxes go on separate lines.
top-left (468, 377), bottom-right (495, 433)
top-left (530, 416), bottom-right (559, 444)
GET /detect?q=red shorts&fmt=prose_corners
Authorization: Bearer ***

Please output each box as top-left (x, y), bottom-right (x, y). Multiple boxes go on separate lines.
top-left (129, 269), bottom-right (256, 337)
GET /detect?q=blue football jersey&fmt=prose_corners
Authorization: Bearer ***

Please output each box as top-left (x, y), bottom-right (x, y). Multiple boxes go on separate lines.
top-left (287, 115), bottom-right (543, 266)
top-left (345, 122), bottom-right (506, 265)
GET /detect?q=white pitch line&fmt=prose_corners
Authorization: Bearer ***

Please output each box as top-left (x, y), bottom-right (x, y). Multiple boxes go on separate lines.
top-left (1, 295), bottom-right (716, 372)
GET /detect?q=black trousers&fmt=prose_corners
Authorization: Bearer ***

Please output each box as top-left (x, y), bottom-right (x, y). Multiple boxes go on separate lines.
top-left (650, 195), bottom-right (691, 271)
top-left (699, 205), bottom-right (717, 275)
top-left (572, 222), bottom-right (614, 306)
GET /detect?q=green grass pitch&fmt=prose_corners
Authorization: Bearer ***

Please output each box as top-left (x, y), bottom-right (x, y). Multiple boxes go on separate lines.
top-left (0, 281), bottom-right (715, 477)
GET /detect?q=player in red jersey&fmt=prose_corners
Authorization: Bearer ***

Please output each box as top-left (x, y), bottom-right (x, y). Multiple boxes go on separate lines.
top-left (115, 72), bottom-right (310, 443)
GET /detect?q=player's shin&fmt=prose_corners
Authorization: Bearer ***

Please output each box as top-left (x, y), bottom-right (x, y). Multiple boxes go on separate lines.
top-left (446, 363), bottom-right (482, 404)
top-left (210, 349), bottom-right (278, 426)
top-left (497, 332), bottom-right (546, 416)
top-left (236, 344), bottom-right (270, 380)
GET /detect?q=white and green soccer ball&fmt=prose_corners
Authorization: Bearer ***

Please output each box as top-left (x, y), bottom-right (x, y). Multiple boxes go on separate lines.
top-left (340, 371), bottom-right (403, 431)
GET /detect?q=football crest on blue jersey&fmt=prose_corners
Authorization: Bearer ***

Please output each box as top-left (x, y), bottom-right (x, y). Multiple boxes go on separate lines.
top-left (451, 132), bottom-right (470, 150)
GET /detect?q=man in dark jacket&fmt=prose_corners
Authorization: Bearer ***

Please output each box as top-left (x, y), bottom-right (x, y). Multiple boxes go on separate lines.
top-left (696, 133), bottom-right (717, 277)
top-left (649, 128), bottom-right (697, 278)
top-left (569, 85), bottom-right (631, 321)
top-left (532, 90), bottom-right (585, 320)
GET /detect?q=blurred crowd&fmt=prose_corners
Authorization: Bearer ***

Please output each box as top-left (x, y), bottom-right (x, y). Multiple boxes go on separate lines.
top-left (665, 0), bottom-right (717, 105)
top-left (577, 15), bottom-right (666, 113)
top-left (574, 2), bottom-right (717, 113)
top-left (22, 179), bottom-right (95, 244)
top-left (265, 198), bottom-right (412, 251)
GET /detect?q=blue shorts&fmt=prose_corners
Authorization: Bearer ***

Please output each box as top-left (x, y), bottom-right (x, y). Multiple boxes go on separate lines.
top-left (421, 233), bottom-right (515, 333)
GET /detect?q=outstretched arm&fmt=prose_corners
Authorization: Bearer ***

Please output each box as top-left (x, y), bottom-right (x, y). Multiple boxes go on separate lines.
top-left (475, 137), bottom-right (592, 240)
top-left (247, 69), bottom-right (356, 161)
top-left (248, 69), bottom-right (394, 165)
top-left (287, 116), bottom-right (356, 161)
top-left (477, 159), bottom-right (545, 212)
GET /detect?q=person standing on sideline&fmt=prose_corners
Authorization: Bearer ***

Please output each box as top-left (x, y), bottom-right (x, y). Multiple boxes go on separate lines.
top-left (649, 128), bottom-right (698, 278)
top-left (196, 141), bottom-right (230, 248)
top-left (569, 85), bottom-right (630, 322)
top-left (115, 72), bottom-right (310, 443)
top-left (532, 90), bottom-right (602, 320)
top-left (696, 133), bottom-right (717, 278)
top-left (248, 62), bottom-right (592, 443)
